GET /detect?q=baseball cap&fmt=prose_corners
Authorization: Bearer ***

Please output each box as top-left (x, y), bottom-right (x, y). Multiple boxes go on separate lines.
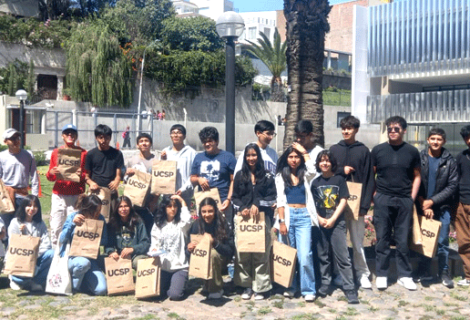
top-left (62, 124), bottom-right (78, 133)
top-left (3, 128), bottom-right (20, 140)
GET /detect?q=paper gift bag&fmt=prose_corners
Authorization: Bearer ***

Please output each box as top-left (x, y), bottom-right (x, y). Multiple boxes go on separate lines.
top-left (271, 240), bottom-right (297, 288)
top-left (193, 187), bottom-right (222, 211)
top-left (105, 257), bottom-right (135, 295)
top-left (236, 211), bottom-right (266, 253)
top-left (46, 242), bottom-right (72, 296)
top-left (135, 257), bottom-right (161, 299)
top-left (410, 216), bottom-right (442, 258)
top-left (151, 161), bottom-right (177, 195)
top-left (411, 204), bottom-right (423, 245)
top-left (4, 234), bottom-right (40, 277)
top-left (57, 148), bottom-right (82, 183)
top-left (89, 187), bottom-right (112, 222)
top-left (0, 179), bottom-right (15, 213)
top-left (69, 219), bottom-right (104, 259)
top-left (188, 233), bottom-right (212, 280)
top-left (124, 170), bottom-right (151, 207)
top-left (344, 181), bottom-right (362, 220)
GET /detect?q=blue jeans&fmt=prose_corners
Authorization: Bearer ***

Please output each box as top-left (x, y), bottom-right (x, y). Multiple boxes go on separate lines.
top-left (12, 249), bottom-right (54, 288)
top-left (68, 257), bottom-right (107, 295)
top-left (418, 209), bottom-right (451, 274)
top-left (279, 207), bottom-right (316, 296)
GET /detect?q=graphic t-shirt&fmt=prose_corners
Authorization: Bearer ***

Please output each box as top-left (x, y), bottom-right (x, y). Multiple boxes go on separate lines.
top-left (311, 175), bottom-right (349, 219)
top-left (191, 150), bottom-right (237, 201)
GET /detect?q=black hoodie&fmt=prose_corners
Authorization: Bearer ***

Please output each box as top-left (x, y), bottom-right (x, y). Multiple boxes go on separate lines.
top-left (330, 140), bottom-right (375, 215)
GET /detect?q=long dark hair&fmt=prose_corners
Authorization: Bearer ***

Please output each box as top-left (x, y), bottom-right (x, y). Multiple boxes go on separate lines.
top-left (276, 146), bottom-right (306, 186)
top-left (154, 195), bottom-right (182, 228)
top-left (241, 143), bottom-right (265, 182)
top-left (196, 197), bottom-right (227, 242)
top-left (109, 196), bottom-right (141, 232)
top-left (75, 194), bottom-right (102, 219)
top-left (15, 194), bottom-right (42, 223)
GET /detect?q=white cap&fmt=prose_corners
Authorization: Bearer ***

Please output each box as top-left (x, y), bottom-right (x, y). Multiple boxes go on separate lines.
top-left (3, 128), bottom-right (20, 140)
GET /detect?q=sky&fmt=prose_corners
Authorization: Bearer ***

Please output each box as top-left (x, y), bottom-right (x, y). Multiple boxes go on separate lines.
top-left (235, 0), bottom-right (355, 13)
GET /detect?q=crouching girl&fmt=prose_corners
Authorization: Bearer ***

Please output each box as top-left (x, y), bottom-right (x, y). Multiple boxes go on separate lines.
top-left (59, 194), bottom-right (108, 295)
top-left (8, 195), bottom-right (53, 291)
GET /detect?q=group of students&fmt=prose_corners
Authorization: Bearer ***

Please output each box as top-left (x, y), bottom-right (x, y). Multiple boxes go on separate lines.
top-left (1, 115), bottom-right (470, 305)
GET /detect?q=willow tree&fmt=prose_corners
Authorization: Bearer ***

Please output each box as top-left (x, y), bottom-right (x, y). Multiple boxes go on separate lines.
top-left (65, 22), bottom-right (133, 108)
top-left (244, 28), bottom-right (287, 102)
top-left (283, 0), bottom-right (331, 149)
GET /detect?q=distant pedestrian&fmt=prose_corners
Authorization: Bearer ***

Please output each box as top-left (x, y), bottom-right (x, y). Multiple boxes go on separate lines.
top-left (122, 126), bottom-right (131, 149)
top-left (162, 109), bottom-right (166, 120)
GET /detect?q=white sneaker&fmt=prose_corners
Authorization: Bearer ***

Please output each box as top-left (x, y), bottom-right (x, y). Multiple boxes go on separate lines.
top-left (304, 294), bottom-right (315, 302)
top-left (398, 277), bottom-right (417, 291)
top-left (376, 276), bottom-right (388, 290)
top-left (360, 275), bottom-right (372, 289)
top-left (208, 289), bottom-right (224, 299)
top-left (8, 275), bottom-right (21, 291)
top-left (457, 278), bottom-right (470, 286)
top-left (283, 290), bottom-right (295, 298)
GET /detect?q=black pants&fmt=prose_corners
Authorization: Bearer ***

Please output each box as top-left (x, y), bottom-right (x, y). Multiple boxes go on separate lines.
top-left (315, 219), bottom-right (355, 291)
top-left (373, 192), bottom-right (413, 278)
top-left (123, 137), bottom-right (131, 148)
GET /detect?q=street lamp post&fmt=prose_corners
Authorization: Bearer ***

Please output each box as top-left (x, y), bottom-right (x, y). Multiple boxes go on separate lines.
top-left (15, 89), bottom-right (28, 148)
top-left (137, 39), bottom-right (160, 135)
top-left (216, 12), bottom-right (244, 155)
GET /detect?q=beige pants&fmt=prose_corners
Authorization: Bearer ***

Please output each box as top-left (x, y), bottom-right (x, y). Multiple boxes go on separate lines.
top-left (233, 216), bottom-right (272, 293)
top-left (50, 193), bottom-right (79, 245)
top-left (206, 248), bottom-right (228, 293)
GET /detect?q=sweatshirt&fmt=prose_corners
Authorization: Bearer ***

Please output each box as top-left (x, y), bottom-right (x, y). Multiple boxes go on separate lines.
top-left (188, 218), bottom-right (234, 258)
top-left (8, 217), bottom-right (51, 257)
top-left (329, 140), bottom-right (375, 215)
top-left (105, 218), bottom-right (150, 257)
top-left (150, 206), bottom-right (192, 272)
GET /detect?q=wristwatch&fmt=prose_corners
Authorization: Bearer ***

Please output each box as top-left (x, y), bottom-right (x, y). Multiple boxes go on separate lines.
top-left (279, 219), bottom-right (285, 224)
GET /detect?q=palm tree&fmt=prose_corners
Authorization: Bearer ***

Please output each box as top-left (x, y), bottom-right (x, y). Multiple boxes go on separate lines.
top-left (244, 28), bottom-right (287, 102)
top-left (283, 0), bottom-right (331, 149)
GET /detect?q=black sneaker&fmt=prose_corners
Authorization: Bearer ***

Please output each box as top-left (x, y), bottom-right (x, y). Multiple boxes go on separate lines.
top-left (241, 288), bottom-right (253, 300)
top-left (441, 270), bottom-right (454, 288)
top-left (420, 271), bottom-right (434, 282)
top-left (345, 290), bottom-right (359, 304)
top-left (316, 285), bottom-right (332, 298)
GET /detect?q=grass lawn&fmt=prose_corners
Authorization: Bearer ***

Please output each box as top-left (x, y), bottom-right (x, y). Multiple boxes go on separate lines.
top-left (37, 166), bottom-right (54, 227)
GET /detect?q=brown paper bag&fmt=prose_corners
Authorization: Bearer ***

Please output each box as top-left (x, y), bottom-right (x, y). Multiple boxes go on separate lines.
top-left (135, 257), bottom-right (161, 299)
top-left (410, 216), bottom-right (442, 258)
top-left (151, 161), bottom-right (177, 195)
top-left (411, 205), bottom-right (423, 245)
top-left (57, 148), bottom-right (82, 183)
top-left (124, 170), bottom-right (151, 207)
top-left (69, 219), bottom-right (104, 259)
top-left (0, 179), bottom-right (15, 213)
top-left (4, 234), bottom-right (40, 277)
top-left (236, 211), bottom-right (265, 253)
top-left (188, 233), bottom-right (212, 280)
top-left (193, 187), bottom-right (222, 211)
top-left (344, 181), bottom-right (362, 220)
top-left (105, 257), bottom-right (135, 295)
top-left (89, 187), bottom-right (112, 222)
top-left (271, 240), bottom-right (297, 288)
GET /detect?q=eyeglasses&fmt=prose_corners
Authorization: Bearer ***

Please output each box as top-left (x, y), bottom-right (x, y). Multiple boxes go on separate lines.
top-left (170, 131), bottom-right (183, 136)
top-left (263, 131), bottom-right (277, 137)
top-left (387, 127), bottom-right (401, 133)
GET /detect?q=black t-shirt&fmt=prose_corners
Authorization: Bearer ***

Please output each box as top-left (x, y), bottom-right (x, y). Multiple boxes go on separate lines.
top-left (85, 147), bottom-right (124, 187)
top-left (456, 149), bottom-right (470, 204)
top-left (311, 175), bottom-right (349, 219)
top-left (371, 142), bottom-right (420, 198)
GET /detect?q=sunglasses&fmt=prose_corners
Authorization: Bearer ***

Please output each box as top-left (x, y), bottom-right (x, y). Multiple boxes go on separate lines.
top-left (387, 127), bottom-right (401, 133)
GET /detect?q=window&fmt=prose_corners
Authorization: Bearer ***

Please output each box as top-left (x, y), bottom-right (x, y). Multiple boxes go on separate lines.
top-left (337, 112), bottom-right (351, 128)
top-left (248, 27), bottom-right (257, 39)
top-left (263, 28), bottom-right (270, 40)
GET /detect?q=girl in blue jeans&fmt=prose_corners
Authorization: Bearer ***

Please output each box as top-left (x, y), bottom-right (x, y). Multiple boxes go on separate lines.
top-left (275, 143), bottom-right (319, 302)
top-left (59, 194), bottom-right (108, 295)
top-left (8, 195), bottom-right (53, 291)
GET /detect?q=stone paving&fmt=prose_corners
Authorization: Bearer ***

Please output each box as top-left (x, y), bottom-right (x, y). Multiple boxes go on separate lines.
top-left (0, 274), bottom-right (468, 320)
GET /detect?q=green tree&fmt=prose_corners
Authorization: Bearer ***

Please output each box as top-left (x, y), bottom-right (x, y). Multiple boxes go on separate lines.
top-left (0, 59), bottom-right (31, 96)
top-left (65, 22), bottom-right (133, 107)
top-left (283, 0), bottom-right (331, 149)
top-left (244, 28), bottom-right (286, 102)
top-left (161, 16), bottom-right (223, 52)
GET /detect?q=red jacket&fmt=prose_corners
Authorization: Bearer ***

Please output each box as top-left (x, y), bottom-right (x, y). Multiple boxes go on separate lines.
top-left (46, 146), bottom-right (87, 195)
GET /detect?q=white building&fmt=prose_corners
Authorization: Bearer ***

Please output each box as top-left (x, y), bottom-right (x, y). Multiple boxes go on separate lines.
top-left (188, 0), bottom-right (234, 21)
top-left (238, 11), bottom-right (278, 44)
top-left (172, 0), bottom-right (200, 16)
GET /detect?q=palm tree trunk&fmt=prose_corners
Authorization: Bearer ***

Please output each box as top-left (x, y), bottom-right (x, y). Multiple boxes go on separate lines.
top-left (283, 0), bottom-right (331, 150)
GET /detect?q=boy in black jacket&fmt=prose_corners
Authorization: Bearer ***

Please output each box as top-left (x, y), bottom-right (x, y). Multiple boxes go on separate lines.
top-left (330, 116), bottom-right (375, 289)
top-left (416, 128), bottom-right (457, 288)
